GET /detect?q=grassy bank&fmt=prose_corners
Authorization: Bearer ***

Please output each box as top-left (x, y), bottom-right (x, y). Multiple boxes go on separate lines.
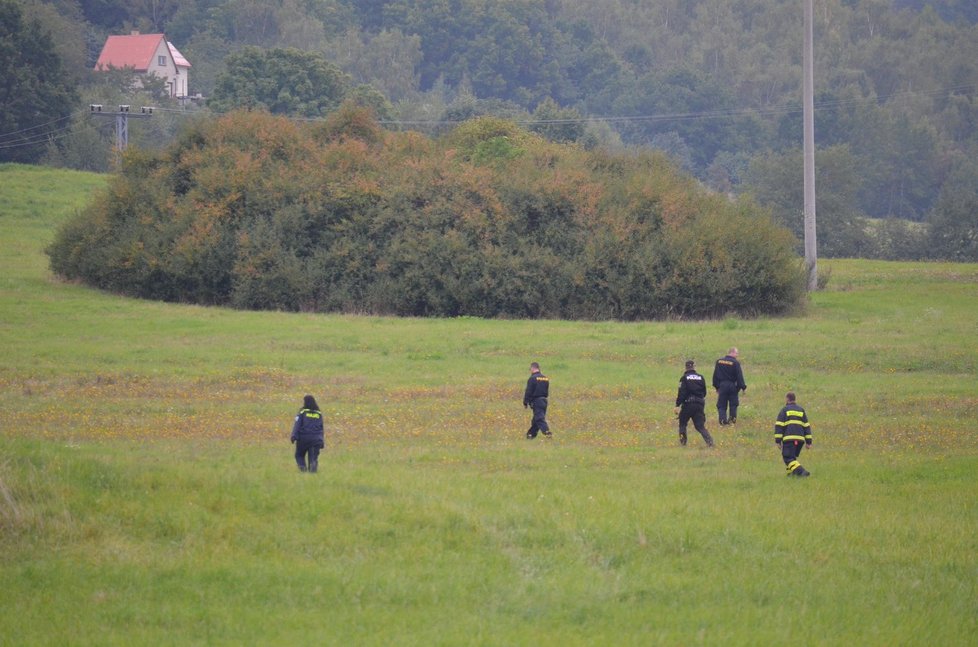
top-left (1, 163), bottom-right (977, 644)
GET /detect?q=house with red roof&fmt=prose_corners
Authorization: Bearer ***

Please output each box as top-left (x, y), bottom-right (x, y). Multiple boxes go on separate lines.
top-left (94, 32), bottom-right (191, 98)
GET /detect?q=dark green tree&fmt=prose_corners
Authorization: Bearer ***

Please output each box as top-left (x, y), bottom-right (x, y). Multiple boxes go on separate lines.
top-left (77, 0), bottom-right (129, 28)
top-left (610, 66), bottom-right (762, 174)
top-left (324, 28), bottom-right (422, 102)
top-left (530, 97), bottom-right (585, 144)
top-left (747, 145), bottom-right (874, 258)
top-left (21, 0), bottom-right (89, 83)
top-left (551, 20), bottom-right (622, 106)
top-left (166, 0), bottom-right (227, 44)
top-left (894, 0), bottom-right (978, 26)
top-left (380, 0), bottom-right (568, 105)
top-left (0, 0), bottom-right (79, 164)
top-left (926, 158), bottom-right (978, 261)
top-left (209, 47), bottom-right (352, 117)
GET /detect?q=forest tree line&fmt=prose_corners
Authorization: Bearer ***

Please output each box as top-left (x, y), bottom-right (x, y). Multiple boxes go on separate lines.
top-left (4, 0), bottom-right (978, 261)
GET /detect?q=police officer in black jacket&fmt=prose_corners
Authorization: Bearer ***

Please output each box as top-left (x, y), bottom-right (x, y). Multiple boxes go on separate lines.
top-left (291, 394), bottom-right (325, 473)
top-left (712, 347), bottom-right (747, 425)
top-left (675, 360), bottom-right (714, 447)
top-left (523, 362), bottom-right (551, 439)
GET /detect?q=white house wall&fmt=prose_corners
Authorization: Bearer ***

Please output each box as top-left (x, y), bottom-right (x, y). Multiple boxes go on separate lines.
top-left (150, 39), bottom-right (187, 97)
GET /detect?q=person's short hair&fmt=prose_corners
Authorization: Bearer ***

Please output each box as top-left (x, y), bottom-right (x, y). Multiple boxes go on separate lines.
top-left (303, 394), bottom-right (319, 410)
top-left (786, 391), bottom-right (796, 403)
top-left (685, 360), bottom-right (695, 369)
top-left (729, 347), bottom-right (738, 355)
top-left (529, 362), bottom-right (540, 370)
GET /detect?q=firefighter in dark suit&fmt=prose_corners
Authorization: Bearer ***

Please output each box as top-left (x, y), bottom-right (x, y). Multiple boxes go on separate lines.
top-left (674, 360), bottom-right (714, 447)
top-left (712, 347), bottom-right (747, 425)
top-left (775, 391), bottom-right (812, 477)
top-left (523, 362), bottom-right (551, 439)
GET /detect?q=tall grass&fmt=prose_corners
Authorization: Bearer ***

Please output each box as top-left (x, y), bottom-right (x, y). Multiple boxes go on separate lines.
top-left (2, 439), bottom-right (975, 645)
top-left (1, 163), bottom-right (977, 644)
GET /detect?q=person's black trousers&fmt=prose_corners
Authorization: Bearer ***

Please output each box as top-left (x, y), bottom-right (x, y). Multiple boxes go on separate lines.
top-left (295, 439), bottom-right (323, 472)
top-left (527, 397), bottom-right (550, 438)
top-left (781, 440), bottom-right (808, 475)
top-left (716, 383), bottom-right (740, 423)
top-left (679, 401), bottom-right (714, 446)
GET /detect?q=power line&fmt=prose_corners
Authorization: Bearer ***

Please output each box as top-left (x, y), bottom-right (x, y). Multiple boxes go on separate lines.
top-left (0, 81), bottom-right (972, 149)
top-left (0, 122), bottom-right (78, 150)
top-left (378, 82), bottom-right (978, 128)
top-left (0, 109), bottom-right (88, 146)
top-left (99, 81), bottom-right (978, 129)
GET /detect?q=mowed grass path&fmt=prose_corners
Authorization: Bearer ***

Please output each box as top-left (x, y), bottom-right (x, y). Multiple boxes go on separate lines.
top-left (1, 163), bottom-right (977, 645)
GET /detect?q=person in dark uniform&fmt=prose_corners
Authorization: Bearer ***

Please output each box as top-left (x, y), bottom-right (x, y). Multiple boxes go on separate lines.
top-left (712, 347), bottom-right (747, 425)
top-left (775, 392), bottom-right (812, 477)
top-left (523, 362), bottom-right (551, 439)
top-left (674, 360), bottom-right (714, 447)
top-left (291, 394), bottom-right (325, 473)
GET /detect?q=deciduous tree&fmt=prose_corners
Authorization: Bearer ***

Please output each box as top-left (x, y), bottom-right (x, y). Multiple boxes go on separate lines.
top-left (209, 47), bottom-right (351, 117)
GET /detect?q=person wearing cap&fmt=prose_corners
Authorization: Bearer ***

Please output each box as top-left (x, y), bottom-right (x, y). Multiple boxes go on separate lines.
top-left (290, 394), bottom-right (325, 472)
top-left (523, 362), bottom-right (551, 439)
top-left (674, 359), bottom-right (714, 447)
top-left (712, 346), bottom-right (747, 425)
top-left (775, 391), bottom-right (812, 476)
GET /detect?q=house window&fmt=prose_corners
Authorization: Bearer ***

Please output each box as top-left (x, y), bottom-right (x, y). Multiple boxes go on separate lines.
top-left (158, 55), bottom-right (166, 66)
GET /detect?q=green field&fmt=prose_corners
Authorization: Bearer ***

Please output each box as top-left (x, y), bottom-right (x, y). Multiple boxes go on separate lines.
top-left (2, 163), bottom-right (977, 645)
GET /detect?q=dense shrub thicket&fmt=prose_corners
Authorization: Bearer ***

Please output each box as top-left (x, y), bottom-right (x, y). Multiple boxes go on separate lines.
top-left (48, 110), bottom-right (805, 320)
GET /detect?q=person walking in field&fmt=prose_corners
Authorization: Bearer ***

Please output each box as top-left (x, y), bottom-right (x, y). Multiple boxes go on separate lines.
top-left (712, 346), bottom-right (747, 425)
top-left (523, 362), bottom-right (551, 439)
top-left (674, 359), bottom-right (714, 447)
top-left (775, 391), bottom-right (812, 477)
top-left (291, 394), bottom-right (325, 473)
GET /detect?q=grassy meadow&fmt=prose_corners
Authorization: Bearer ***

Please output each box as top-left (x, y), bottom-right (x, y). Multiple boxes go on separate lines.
top-left (1, 163), bottom-right (977, 645)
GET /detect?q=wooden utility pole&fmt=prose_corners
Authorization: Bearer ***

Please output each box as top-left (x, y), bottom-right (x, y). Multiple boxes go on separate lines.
top-left (803, 0), bottom-right (818, 290)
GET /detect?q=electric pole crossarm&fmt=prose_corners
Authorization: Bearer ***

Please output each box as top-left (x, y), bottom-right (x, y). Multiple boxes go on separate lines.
top-left (88, 105), bottom-right (154, 151)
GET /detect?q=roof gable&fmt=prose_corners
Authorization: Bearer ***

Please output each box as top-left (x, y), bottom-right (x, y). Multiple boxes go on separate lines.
top-left (95, 33), bottom-right (170, 71)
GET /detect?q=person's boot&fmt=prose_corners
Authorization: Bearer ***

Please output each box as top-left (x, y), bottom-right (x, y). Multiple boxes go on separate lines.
top-left (679, 431), bottom-right (688, 446)
top-left (786, 460), bottom-right (808, 476)
top-left (298, 464), bottom-right (307, 472)
top-left (701, 430), bottom-right (714, 447)
top-left (309, 460), bottom-right (318, 473)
